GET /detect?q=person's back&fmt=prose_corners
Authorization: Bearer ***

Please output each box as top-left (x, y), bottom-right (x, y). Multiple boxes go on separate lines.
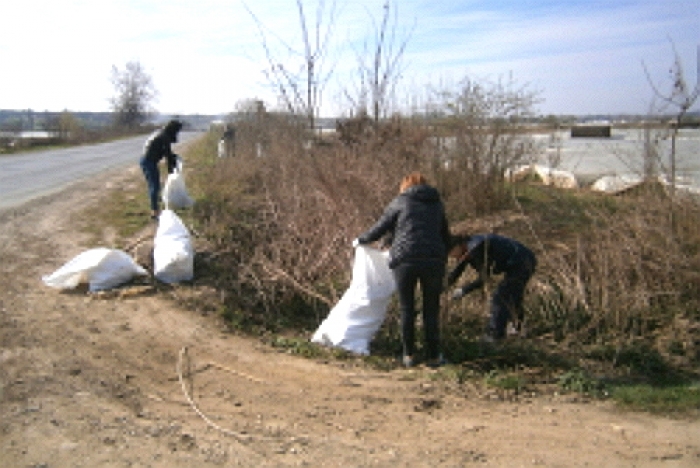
top-left (469, 234), bottom-right (534, 275)
top-left (355, 172), bottom-right (449, 367)
top-left (390, 184), bottom-right (448, 268)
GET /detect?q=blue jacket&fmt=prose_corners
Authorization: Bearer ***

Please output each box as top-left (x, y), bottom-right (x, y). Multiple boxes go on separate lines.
top-left (358, 184), bottom-right (450, 269)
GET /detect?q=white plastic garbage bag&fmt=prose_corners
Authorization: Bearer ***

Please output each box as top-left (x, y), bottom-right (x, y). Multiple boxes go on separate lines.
top-left (162, 157), bottom-right (194, 210)
top-left (153, 209), bottom-right (194, 283)
top-left (311, 246), bottom-right (396, 355)
top-left (590, 174), bottom-right (644, 194)
top-left (42, 248), bottom-right (147, 292)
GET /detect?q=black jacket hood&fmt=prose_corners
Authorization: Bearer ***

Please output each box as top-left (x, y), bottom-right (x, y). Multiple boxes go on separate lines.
top-left (402, 184), bottom-right (441, 202)
top-left (163, 120), bottom-right (183, 143)
top-left (357, 183), bottom-right (449, 268)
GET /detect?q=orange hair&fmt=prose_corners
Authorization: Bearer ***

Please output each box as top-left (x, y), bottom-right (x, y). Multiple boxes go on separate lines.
top-left (399, 172), bottom-right (427, 193)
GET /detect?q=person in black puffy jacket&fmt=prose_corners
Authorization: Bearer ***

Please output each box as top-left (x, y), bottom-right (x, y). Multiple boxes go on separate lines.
top-left (448, 233), bottom-right (537, 341)
top-left (354, 172), bottom-right (450, 368)
top-left (139, 119), bottom-right (183, 219)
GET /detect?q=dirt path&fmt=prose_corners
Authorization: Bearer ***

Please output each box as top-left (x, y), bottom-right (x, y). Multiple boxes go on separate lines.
top-left (1, 165), bottom-right (699, 468)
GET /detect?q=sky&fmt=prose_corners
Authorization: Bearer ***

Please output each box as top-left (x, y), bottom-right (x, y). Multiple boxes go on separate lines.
top-left (1, 0), bottom-right (698, 117)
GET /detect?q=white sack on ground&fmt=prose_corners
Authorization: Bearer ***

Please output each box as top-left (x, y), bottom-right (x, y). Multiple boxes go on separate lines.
top-left (42, 248), bottom-right (147, 292)
top-left (590, 174), bottom-right (645, 194)
top-left (153, 209), bottom-right (194, 283)
top-left (506, 164), bottom-right (578, 189)
top-left (162, 157), bottom-right (194, 210)
top-left (311, 246), bottom-right (396, 355)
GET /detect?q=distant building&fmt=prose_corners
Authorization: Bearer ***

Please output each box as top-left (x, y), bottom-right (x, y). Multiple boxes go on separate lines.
top-left (571, 125), bottom-right (611, 138)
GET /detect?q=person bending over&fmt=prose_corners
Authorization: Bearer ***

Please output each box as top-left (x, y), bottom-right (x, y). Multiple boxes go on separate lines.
top-left (448, 233), bottom-right (536, 341)
top-left (139, 119), bottom-right (183, 220)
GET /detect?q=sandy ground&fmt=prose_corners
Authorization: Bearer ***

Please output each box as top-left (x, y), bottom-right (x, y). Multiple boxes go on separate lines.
top-left (1, 165), bottom-right (699, 468)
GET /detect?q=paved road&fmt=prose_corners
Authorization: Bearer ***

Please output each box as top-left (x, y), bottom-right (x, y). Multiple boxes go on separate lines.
top-left (0, 131), bottom-right (201, 211)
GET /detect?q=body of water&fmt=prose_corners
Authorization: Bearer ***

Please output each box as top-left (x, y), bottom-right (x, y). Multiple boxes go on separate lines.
top-left (531, 128), bottom-right (700, 188)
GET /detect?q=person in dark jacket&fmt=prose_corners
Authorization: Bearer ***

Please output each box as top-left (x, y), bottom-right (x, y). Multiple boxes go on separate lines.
top-left (354, 172), bottom-right (450, 367)
top-left (448, 233), bottom-right (536, 341)
top-left (139, 119), bottom-right (183, 219)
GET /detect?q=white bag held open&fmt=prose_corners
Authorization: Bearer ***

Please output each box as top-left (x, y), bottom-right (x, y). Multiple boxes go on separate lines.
top-left (42, 248), bottom-right (148, 292)
top-left (153, 209), bottom-right (194, 283)
top-left (311, 246), bottom-right (396, 355)
top-left (162, 157), bottom-right (194, 210)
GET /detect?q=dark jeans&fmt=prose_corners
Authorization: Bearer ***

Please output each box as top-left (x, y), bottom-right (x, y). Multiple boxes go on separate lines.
top-left (140, 157), bottom-right (160, 211)
top-left (488, 253), bottom-right (536, 339)
top-left (393, 260), bottom-right (445, 360)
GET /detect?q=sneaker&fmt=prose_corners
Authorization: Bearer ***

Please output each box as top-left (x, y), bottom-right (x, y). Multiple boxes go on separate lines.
top-left (507, 323), bottom-right (519, 336)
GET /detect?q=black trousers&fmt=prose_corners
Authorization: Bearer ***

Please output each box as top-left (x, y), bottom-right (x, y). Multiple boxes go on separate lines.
top-left (488, 253), bottom-right (536, 339)
top-left (393, 260), bottom-right (445, 360)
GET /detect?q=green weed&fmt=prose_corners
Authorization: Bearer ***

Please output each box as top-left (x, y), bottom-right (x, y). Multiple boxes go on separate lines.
top-left (269, 336), bottom-right (328, 358)
top-left (484, 369), bottom-right (526, 392)
top-left (610, 383), bottom-right (700, 414)
top-left (557, 369), bottom-right (606, 396)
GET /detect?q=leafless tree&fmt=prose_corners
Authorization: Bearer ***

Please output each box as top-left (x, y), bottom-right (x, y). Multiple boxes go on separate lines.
top-left (643, 41), bottom-right (700, 194)
top-left (56, 110), bottom-right (81, 142)
top-left (109, 61), bottom-right (158, 129)
top-left (344, 1), bottom-right (414, 125)
top-left (426, 74), bottom-right (542, 216)
top-left (245, 0), bottom-right (337, 131)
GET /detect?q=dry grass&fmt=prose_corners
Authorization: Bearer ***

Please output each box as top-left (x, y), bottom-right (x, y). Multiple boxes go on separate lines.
top-left (182, 117), bottom-right (700, 386)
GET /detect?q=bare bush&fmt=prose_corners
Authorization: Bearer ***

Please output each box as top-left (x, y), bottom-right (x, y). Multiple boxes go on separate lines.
top-left (110, 61), bottom-right (157, 129)
top-left (344, 1), bottom-right (414, 124)
top-left (525, 190), bottom-right (700, 353)
top-left (243, 121), bottom-right (430, 310)
top-left (188, 74), bottom-right (699, 371)
top-left (424, 75), bottom-right (542, 218)
top-left (191, 75), bottom-right (544, 332)
top-left (245, 0), bottom-right (337, 130)
top-left (190, 112), bottom-right (437, 325)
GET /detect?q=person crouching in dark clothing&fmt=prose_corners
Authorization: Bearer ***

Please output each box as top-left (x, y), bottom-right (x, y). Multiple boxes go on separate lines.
top-left (447, 233), bottom-right (536, 341)
top-left (139, 119), bottom-right (183, 220)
